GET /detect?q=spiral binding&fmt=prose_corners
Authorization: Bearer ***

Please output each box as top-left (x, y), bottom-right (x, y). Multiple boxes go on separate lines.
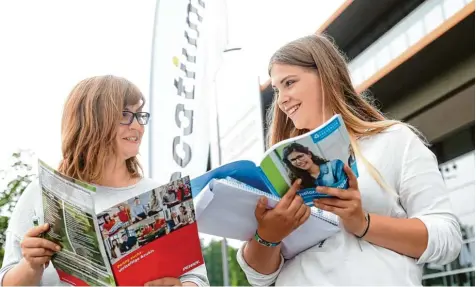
top-left (218, 177), bottom-right (339, 226)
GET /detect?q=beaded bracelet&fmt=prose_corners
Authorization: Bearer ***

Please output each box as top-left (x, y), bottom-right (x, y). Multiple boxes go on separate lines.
top-left (254, 230), bottom-right (281, 247)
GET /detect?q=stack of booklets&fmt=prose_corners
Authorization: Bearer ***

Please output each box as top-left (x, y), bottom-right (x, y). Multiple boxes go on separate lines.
top-left (192, 114), bottom-right (359, 259)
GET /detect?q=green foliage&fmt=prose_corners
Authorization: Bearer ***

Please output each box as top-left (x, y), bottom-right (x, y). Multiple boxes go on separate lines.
top-left (202, 239), bottom-right (250, 286)
top-left (0, 151), bottom-right (36, 264)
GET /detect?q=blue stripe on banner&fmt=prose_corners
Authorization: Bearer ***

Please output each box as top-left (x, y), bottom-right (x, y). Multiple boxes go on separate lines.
top-left (311, 117), bottom-right (341, 143)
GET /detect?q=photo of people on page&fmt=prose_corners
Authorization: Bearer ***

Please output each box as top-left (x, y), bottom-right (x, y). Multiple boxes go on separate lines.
top-left (260, 126), bottom-right (356, 199)
top-left (282, 142), bottom-right (346, 189)
top-left (164, 199), bottom-right (196, 233)
top-left (100, 178), bottom-right (196, 264)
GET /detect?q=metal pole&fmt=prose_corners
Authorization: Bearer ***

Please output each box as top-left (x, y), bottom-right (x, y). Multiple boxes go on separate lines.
top-left (147, 0), bottom-right (161, 178)
top-left (215, 0), bottom-right (241, 280)
top-left (215, 46), bottom-right (242, 287)
top-left (214, 80), bottom-right (229, 286)
top-left (221, 238), bottom-right (230, 286)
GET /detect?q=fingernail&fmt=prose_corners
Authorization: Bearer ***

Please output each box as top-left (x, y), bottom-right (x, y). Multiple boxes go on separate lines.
top-left (43, 223), bottom-right (48, 228)
top-left (297, 179), bottom-right (302, 184)
top-left (55, 245), bottom-right (61, 251)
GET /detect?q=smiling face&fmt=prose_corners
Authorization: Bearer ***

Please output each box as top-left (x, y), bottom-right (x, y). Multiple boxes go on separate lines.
top-left (271, 64), bottom-right (330, 130)
top-left (116, 102), bottom-right (145, 161)
top-left (287, 150), bottom-right (313, 171)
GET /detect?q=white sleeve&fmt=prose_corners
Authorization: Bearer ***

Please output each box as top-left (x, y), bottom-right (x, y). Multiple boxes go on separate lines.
top-left (0, 230), bottom-right (22, 285)
top-left (235, 242), bottom-right (284, 286)
top-left (0, 181), bottom-right (40, 285)
top-left (397, 127), bottom-right (462, 265)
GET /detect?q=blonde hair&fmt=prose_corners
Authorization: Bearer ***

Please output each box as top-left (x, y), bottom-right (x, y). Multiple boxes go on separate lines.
top-left (267, 34), bottom-right (425, 193)
top-left (58, 75), bottom-right (144, 184)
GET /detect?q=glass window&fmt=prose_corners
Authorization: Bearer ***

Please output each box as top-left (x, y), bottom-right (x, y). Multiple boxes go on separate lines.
top-left (424, 5), bottom-right (445, 33)
top-left (443, 0), bottom-right (466, 19)
top-left (389, 33), bottom-right (408, 59)
top-left (407, 20), bottom-right (425, 47)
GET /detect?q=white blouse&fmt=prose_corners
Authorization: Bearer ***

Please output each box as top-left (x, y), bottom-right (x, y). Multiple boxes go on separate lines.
top-left (236, 124), bottom-right (462, 286)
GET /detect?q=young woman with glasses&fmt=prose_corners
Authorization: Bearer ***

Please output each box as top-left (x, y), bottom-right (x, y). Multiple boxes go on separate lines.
top-left (0, 75), bottom-right (209, 286)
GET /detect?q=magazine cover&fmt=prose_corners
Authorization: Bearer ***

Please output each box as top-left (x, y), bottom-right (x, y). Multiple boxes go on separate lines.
top-left (39, 160), bottom-right (204, 286)
top-left (97, 177), bottom-right (202, 286)
top-left (259, 115), bottom-right (358, 201)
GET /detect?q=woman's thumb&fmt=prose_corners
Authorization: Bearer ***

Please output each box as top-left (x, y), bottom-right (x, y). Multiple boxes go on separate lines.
top-left (254, 197), bottom-right (268, 219)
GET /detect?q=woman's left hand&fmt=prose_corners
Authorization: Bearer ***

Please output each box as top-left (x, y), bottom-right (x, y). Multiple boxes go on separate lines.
top-left (313, 165), bottom-right (368, 236)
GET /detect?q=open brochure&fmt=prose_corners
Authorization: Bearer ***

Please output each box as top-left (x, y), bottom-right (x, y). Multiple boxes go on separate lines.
top-left (38, 160), bottom-right (203, 286)
top-left (191, 114), bottom-right (359, 205)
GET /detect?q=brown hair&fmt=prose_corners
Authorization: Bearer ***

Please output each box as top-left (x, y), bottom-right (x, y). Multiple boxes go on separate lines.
top-left (267, 34), bottom-right (425, 193)
top-left (58, 75), bottom-right (145, 184)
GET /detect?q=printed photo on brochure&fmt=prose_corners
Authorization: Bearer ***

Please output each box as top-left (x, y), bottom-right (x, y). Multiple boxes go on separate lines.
top-left (260, 115), bottom-right (359, 202)
top-left (98, 178), bottom-right (196, 266)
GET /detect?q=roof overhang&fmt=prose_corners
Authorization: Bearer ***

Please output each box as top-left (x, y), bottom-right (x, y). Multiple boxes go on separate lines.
top-left (317, 0), bottom-right (425, 59)
top-left (362, 2), bottom-right (475, 108)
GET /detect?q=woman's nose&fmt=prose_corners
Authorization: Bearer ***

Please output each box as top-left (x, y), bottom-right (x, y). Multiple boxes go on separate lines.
top-left (278, 91), bottom-right (291, 108)
top-left (129, 116), bottom-right (141, 130)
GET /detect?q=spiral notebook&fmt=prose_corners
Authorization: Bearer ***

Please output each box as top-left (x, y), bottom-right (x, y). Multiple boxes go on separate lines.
top-left (194, 177), bottom-right (341, 259)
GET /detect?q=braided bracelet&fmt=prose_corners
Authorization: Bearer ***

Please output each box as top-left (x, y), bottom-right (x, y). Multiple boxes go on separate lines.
top-left (254, 230), bottom-right (281, 247)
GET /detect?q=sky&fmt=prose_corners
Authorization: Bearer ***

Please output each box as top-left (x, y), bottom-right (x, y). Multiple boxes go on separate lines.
top-left (0, 0), bottom-right (344, 248)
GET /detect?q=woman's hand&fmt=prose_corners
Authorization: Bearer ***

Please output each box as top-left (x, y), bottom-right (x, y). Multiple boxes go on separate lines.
top-left (313, 165), bottom-right (367, 236)
top-left (20, 223), bottom-right (61, 270)
top-left (254, 179), bottom-right (311, 243)
top-left (145, 277), bottom-right (192, 286)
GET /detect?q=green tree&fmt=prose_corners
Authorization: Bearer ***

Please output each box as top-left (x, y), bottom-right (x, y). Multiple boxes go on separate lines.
top-left (202, 239), bottom-right (250, 286)
top-left (228, 243), bottom-right (250, 286)
top-left (0, 150), bottom-right (36, 264)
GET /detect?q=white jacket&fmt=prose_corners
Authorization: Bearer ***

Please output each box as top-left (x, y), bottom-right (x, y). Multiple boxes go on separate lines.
top-left (237, 124), bottom-right (462, 286)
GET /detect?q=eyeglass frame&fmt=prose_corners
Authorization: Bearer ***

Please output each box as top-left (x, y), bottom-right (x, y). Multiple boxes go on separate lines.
top-left (289, 154), bottom-right (306, 164)
top-left (120, 111), bottom-right (151, 126)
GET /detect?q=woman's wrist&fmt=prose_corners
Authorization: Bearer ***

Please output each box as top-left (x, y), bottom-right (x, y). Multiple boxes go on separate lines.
top-left (3, 259), bottom-right (44, 286)
top-left (256, 227), bottom-right (283, 246)
top-left (254, 230), bottom-right (281, 247)
top-left (20, 258), bottom-right (45, 274)
top-left (355, 212), bottom-right (371, 238)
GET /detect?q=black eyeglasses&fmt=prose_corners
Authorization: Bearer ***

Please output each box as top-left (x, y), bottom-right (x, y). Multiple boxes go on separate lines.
top-left (121, 111), bottom-right (150, 125)
top-left (289, 154), bottom-right (306, 163)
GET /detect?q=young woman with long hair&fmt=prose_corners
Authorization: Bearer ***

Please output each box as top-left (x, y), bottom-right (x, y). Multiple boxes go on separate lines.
top-left (236, 35), bottom-right (462, 285)
top-left (282, 142), bottom-right (346, 188)
top-left (0, 75), bottom-right (208, 286)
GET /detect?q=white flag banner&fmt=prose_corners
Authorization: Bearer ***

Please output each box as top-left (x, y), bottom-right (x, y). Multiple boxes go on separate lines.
top-left (149, 0), bottom-right (228, 186)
